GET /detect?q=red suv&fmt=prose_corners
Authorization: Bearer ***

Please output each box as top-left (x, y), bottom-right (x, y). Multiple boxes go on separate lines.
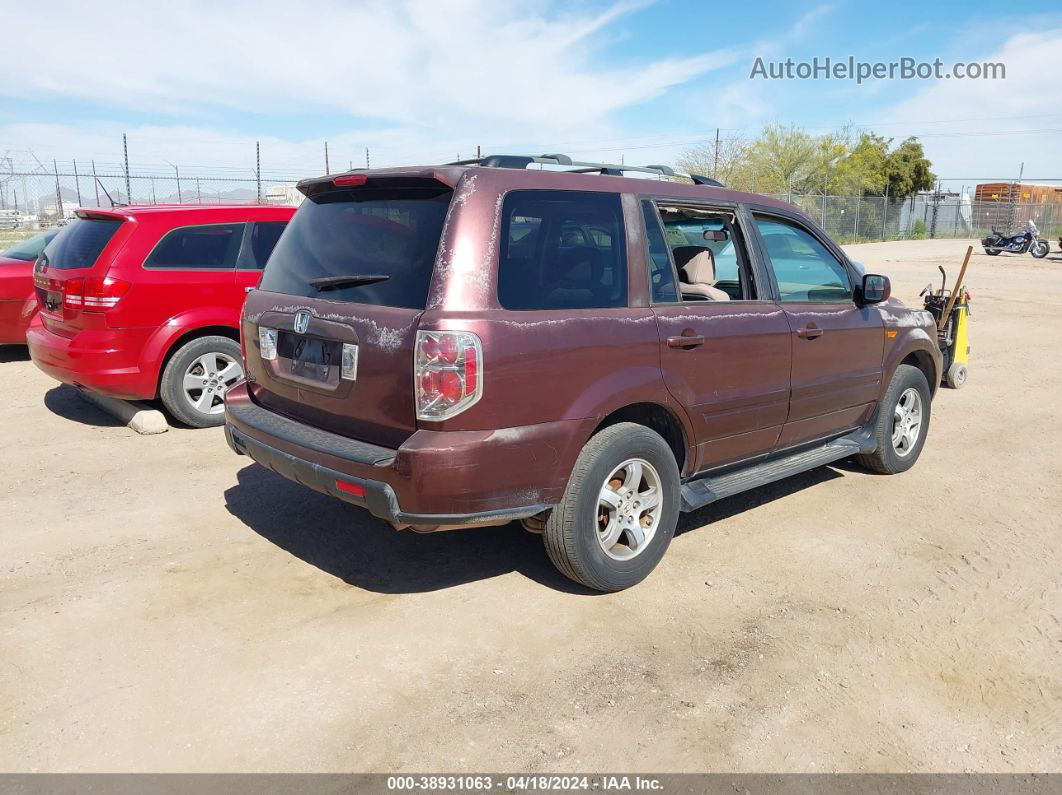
top-left (0, 229), bottom-right (59, 344)
top-left (28, 204), bottom-right (294, 427)
top-left (225, 156), bottom-right (941, 591)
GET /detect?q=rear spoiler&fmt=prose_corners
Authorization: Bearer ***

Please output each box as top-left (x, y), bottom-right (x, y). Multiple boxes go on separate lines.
top-left (75, 208), bottom-right (135, 223)
top-left (297, 169), bottom-right (462, 199)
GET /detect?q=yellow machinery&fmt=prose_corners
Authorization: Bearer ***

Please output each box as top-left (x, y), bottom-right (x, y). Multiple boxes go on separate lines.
top-left (922, 246), bottom-right (972, 389)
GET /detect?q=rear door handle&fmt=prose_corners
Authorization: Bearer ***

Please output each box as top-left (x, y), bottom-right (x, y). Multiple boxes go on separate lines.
top-left (667, 335), bottom-right (707, 348)
top-left (797, 325), bottom-right (823, 340)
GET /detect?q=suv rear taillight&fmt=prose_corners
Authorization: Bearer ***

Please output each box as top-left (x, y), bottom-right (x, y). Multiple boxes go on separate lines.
top-left (64, 276), bottom-right (131, 310)
top-left (414, 330), bottom-right (482, 421)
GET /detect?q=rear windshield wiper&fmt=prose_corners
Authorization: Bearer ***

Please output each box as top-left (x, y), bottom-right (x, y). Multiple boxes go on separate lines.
top-left (308, 274), bottom-right (390, 292)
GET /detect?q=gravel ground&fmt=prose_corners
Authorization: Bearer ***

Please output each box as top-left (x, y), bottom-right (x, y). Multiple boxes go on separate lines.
top-left (1, 238), bottom-right (1060, 772)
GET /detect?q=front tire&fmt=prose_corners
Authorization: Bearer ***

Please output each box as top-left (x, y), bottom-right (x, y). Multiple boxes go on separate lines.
top-left (543, 422), bottom-right (680, 592)
top-left (160, 335), bottom-right (244, 428)
top-left (1031, 240), bottom-right (1049, 259)
top-left (856, 364), bottom-right (932, 474)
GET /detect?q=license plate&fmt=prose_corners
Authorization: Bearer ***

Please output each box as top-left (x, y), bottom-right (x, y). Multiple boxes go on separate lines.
top-left (290, 338), bottom-right (333, 382)
top-left (44, 290), bottom-right (63, 313)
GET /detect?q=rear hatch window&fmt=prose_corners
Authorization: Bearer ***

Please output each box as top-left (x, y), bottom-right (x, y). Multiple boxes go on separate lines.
top-left (40, 217), bottom-right (123, 270)
top-left (260, 186), bottom-right (452, 308)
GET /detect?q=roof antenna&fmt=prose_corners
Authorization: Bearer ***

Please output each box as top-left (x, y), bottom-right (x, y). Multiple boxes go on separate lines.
top-left (95, 177), bottom-right (119, 207)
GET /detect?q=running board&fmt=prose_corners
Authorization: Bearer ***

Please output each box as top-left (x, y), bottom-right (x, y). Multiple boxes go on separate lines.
top-left (680, 433), bottom-right (870, 512)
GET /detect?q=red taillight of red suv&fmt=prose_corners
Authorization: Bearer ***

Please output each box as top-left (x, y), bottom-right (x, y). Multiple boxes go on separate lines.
top-left (414, 330), bottom-right (482, 421)
top-left (63, 276), bottom-right (131, 310)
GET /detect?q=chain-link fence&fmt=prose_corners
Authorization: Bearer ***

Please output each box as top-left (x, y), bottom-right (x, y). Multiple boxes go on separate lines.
top-left (0, 166), bottom-right (303, 234)
top-left (2, 161), bottom-right (1060, 247)
top-left (771, 193), bottom-right (1062, 243)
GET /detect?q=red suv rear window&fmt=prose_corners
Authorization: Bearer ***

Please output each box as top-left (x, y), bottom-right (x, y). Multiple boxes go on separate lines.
top-left (40, 218), bottom-right (123, 270)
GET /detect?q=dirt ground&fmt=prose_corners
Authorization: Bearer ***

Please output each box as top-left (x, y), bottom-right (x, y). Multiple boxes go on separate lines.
top-left (2, 238), bottom-right (1060, 773)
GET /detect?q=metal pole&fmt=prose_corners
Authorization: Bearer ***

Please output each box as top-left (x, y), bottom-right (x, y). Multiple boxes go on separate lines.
top-left (713, 128), bottom-right (720, 178)
top-left (324, 141), bottom-right (330, 175)
top-left (73, 159), bottom-right (83, 206)
top-left (821, 172), bottom-right (827, 228)
top-left (881, 182), bottom-right (889, 240)
top-left (122, 133), bottom-right (131, 203)
top-left (256, 141), bottom-right (261, 203)
top-left (53, 159), bottom-right (62, 222)
top-left (365, 148), bottom-right (370, 169)
top-left (855, 189), bottom-right (860, 239)
top-left (175, 165), bottom-right (182, 204)
top-left (151, 178), bottom-right (157, 204)
top-left (92, 160), bottom-right (100, 206)
top-left (196, 177), bottom-right (202, 203)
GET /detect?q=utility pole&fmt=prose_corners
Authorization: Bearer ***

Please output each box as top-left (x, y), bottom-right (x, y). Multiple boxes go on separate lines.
top-left (713, 128), bottom-right (720, 179)
top-left (151, 178), bottom-right (157, 204)
top-left (92, 160), bottom-right (100, 206)
top-left (476, 144), bottom-right (481, 160)
top-left (365, 148), bottom-right (370, 169)
top-left (72, 159), bottom-right (83, 206)
top-left (196, 177), bottom-right (202, 203)
top-left (52, 159), bottom-right (62, 222)
top-left (122, 133), bottom-right (131, 203)
top-left (256, 141), bottom-right (262, 203)
top-left (324, 141), bottom-right (330, 175)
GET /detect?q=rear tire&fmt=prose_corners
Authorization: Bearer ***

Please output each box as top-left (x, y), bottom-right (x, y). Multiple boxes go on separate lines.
top-left (543, 423), bottom-right (680, 592)
top-left (945, 362), bottom-right (967, 389)
top-left (985, 248), bottom-right (1000, 256)
top-left (856, 364), bottom-right (932, 475)
top-left (160, 335), bottom-right (244, 428)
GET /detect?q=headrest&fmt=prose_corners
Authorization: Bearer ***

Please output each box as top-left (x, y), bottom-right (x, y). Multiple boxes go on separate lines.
top-left (683, 250), bottom-right (716, 284)
top-left (555, 246), bottom-right (601, 285)
top-left (672, 245), bottom-right (710, 269)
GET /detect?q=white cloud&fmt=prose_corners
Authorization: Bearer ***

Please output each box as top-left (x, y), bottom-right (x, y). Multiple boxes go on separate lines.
top-left (880, 28), bottom-right (1062, 185)
top-left (0, 0), bottom-right (737, 135)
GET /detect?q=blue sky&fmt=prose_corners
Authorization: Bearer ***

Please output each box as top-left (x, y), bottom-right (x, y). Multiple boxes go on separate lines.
top-left (1, 0), bottom-right (1060, 190)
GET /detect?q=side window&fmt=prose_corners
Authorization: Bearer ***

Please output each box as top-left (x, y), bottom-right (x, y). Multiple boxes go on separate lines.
top-left (754, 216), bottom-right (852, 302)
top-left (497, 190), bottom-right (627, 311)
top-left (641, 200), bottom-right (678, 303)
top-left (658, 209), bottom-right (755, 301)
top-left (144, 223), bottom-right (245, 269)
top-left (245, 221), bottom-right (288, 270)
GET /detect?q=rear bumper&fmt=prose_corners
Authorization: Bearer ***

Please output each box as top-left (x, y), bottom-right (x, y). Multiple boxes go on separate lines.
top-left (224, 381), bottom-right (583, 529)
top-left (26, 321), bottom-right (156, 399)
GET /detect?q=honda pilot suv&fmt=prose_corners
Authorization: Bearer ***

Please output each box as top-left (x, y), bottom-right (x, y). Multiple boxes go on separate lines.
top-left (28, 204), bottom-right (294, 427)
top-left (224, 155), bottom-right (941, 591)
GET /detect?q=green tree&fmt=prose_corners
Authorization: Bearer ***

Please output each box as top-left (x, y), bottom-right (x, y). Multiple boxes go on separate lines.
top-left (883, 137), bottom-right (936, 198)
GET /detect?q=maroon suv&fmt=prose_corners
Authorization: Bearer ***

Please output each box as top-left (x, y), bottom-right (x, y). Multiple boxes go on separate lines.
top-left (224, 155), bottom-right (941, 591)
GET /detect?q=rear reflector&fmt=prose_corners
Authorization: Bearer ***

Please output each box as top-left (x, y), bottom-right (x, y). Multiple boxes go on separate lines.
top-left (335, 480), bottom-right (365, 497)
top-left (332, 175), bottom-right (368, 187)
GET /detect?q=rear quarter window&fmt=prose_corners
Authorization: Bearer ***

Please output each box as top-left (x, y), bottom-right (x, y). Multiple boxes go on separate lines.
top-left (145, 224), bottom-right (245, 269)
top-left (497, 190), bottom-right (627, 311)
top-left (40, 217), bottom-right (123, 270)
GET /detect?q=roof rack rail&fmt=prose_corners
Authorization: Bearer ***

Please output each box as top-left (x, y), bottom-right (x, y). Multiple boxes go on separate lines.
top-left (446, 153), bottom-right (726, 187)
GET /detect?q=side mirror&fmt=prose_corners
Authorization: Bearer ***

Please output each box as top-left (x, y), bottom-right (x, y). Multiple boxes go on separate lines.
top-left (862, 274), bottom-right (891, 304)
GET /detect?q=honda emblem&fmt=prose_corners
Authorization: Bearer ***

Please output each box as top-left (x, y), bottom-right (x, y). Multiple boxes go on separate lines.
top-left (294, 310), bottom-right (311, 335)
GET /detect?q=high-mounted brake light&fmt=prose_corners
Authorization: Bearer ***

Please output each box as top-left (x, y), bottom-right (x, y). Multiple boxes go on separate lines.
top-left (332, 175), bottom-right (368, 187)
top-left (415, 330), bottom-right (483, 421)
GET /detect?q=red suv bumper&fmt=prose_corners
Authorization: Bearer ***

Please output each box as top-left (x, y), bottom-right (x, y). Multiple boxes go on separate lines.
top-left (26, 321), bottom-right (157, 400)
top-left (224, 381), bottom-right (586, 530)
